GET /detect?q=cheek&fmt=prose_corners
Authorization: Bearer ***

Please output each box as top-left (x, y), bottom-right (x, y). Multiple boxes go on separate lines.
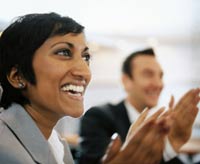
top-left (34, 61), bottom-right (67, 84)
top-left (33, 53), bottom-right (66, 79)
top-left (35, 82), bottom-right (57, 102)
top-left (133, 79), bottom-right (147, 90)
top-left (132, 82), bottom-right (149, 98)
top-left (137, 78), bottom-right (151, 88)
top-left (32, 67), bottom-right (63, 102)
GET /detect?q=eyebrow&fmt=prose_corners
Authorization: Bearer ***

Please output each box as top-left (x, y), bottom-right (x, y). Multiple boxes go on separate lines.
top-left (51, 42), bottom-right (89, 52)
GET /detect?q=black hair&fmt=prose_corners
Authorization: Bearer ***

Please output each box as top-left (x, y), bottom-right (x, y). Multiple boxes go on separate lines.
top-left (0, 12), bottom-right (84, 109)
top-left (122, 48), bottom-right (155, 78)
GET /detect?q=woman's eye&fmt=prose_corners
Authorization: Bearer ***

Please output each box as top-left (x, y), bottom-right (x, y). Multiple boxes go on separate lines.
top-left (55, 49), bottom-right (71, 57)
top-left (82, 54), bottom-right (91, 63)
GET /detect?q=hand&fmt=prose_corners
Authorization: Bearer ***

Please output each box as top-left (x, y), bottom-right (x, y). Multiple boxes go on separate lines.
top-left (102, 108), bottom-right (172, 164)
top-left (168, 88), bottom-right (200, 152)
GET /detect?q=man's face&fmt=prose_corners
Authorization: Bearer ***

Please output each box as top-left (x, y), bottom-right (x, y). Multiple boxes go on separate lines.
top-left (124, 55), bottom-right (164, 112)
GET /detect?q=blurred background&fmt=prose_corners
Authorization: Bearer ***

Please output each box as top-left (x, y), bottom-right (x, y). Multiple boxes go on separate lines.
top-left (0, 0), bottom-right (200, 145)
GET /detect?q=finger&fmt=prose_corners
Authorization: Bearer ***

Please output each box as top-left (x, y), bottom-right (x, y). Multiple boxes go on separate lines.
top-left (126, 107), bottom-right (149, 140)
top-left (157, 108), bottom-right (174, 126)
top-left (101, 133), bottom-right (122, 164)
top-left (186, 88), bottom-right (199, 105)
top-left (194, 88), bottom-right (200, 104)
top-left (122, 108), bottom-right (167, 160)
top-left (174, 88), bottom-right (200, 117)
top-left (156, 116), bottom-right (172, 134)
top-left (122, 118), bottom-right (155, 152)
top-left (122, 117), bottom-right (168, 164)
top-left (146, 133), bottom-right (165, 164)
top-left (149, 107), bottom-right (174, 125)
top-left (126, 107), bottom-right (165, 146)
top-left (145, 107), bottom-right (165, 123)
top-left (158, 109), bottom-right (171, 118)
top-left (168, 95), bottom-right (175, 110)
top-left (176, 88), bottom-right (199, 110)
top-left (168, 88), bottom-right (200, 151)
top-left (130, 118), bottom-right (167, 163)
top-left (171, 89), bottom-right (196, 122)
top-left (136, 107), bottom-right (149, 124)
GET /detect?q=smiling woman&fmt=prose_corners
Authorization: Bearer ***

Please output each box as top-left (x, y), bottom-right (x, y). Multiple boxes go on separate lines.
top-left (28, 32), bottom-right (91, 119)
top-left (0, 12), bottom-right (91, 164)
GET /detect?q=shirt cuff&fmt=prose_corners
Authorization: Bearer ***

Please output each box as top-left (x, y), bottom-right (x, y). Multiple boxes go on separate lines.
top-left (163, 137), bottom-right (177, 161)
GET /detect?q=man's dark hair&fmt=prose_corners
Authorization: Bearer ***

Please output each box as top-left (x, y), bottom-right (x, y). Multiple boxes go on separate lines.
top-left (0, 12), bottom-right (84, 108)
top-left (122, 48), bottom-right (155, 78)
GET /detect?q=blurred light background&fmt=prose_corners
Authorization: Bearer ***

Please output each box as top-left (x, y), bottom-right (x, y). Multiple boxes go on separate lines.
top-left (0, 0), bottom-right (200, 137)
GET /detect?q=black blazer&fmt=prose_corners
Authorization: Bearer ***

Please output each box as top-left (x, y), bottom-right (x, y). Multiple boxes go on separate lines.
top-left (78, 101), bottom-right (183, 164)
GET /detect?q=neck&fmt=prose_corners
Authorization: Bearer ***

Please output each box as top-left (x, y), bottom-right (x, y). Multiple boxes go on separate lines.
top-left (24, 104), bottom-right (60, 139)
top-left (126, 97), bottom-right (146, 113)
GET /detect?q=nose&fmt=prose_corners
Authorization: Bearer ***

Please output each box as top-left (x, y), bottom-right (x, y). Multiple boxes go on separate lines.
top-left (71, 57), bottom-right (91, 82)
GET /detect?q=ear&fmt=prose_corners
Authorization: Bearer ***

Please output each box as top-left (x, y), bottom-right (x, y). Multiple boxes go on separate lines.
top-left (121, 73), bottom-right (132, 92)
top-left (7, 67), bottom-right (26, 89)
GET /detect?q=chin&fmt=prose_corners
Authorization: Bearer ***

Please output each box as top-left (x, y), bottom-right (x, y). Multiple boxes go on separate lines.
top-left (147, 101), bottom-right (158, 108)
top-left (68, 107), bottom-right (84, 118)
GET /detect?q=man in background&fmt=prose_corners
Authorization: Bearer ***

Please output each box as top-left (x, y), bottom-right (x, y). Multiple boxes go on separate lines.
top-left (78, 48), bottom-right (199, 164)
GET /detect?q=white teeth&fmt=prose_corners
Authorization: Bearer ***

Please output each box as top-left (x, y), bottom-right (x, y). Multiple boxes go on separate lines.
top-left (61, 84), bottom-right (84, 93)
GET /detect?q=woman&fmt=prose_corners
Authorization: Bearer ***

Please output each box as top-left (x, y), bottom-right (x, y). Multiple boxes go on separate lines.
top-left (0, 12), bottom-right (90, 164)
top-left (0, 12), bottom-right (199, 164)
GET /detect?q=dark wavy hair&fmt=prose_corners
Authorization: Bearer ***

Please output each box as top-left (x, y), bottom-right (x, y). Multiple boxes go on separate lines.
top-left (0, 12), bottom-right (84, 109)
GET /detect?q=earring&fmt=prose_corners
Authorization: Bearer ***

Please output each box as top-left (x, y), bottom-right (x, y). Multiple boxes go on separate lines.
top-left (18, 82), bottom-right (25, 89)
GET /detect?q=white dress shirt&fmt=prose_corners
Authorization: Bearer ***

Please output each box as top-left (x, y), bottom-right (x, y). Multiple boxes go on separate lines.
top-left (124, 100), bottom-right (177, 162)
top-left (48, 129), bottom-right (65, 164)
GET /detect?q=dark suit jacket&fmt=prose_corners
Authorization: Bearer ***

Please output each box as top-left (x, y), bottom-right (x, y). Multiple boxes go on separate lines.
top-left (78, 101), bottom-right (184, 164)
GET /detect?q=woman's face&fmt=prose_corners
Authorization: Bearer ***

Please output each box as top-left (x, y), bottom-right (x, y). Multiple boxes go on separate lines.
top-left (25, 32), bottom-right (91, 118)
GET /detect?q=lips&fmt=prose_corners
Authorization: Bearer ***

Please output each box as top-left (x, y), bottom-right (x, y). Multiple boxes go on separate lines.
top-left (146, 91), bottom-right (160, 96)
top-left (145, 89), bottom-right (162, 101)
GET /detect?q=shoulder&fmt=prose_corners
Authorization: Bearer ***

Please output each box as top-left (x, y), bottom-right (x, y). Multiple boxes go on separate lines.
top-left (0, 118), bottom-right (16, 144)
top-left (0, 119), bottom-right (19, 157)
top-left (85, 101), bottom-right (125, 118)
top-left (0, 106), bottom-right (29, 153)
top-left (81, 101), bottom-right (125, 126)
top-left (83, 103), bottom-right (115, 119)
top-left (0, 109), bottom-right (10, 136)
top-left (0, 119), bottom-right (6, 135)
top-left (0, 117), bottom-right (36, 163)
top-left (80, 104), bottom-right (113, 127)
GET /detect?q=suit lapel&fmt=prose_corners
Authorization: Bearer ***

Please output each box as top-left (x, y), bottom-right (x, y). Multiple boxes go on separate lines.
top-left (59, 138), bottom-right (74, 164)
top-left (0, 103), bottom-right (57, 164)
top-left (111, 101), bottom-right (131, 142)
